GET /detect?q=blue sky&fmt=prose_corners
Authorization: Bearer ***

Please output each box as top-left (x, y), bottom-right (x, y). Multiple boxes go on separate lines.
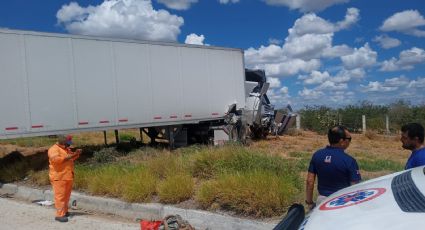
top-left (1, 0), bottom-right (424, 110)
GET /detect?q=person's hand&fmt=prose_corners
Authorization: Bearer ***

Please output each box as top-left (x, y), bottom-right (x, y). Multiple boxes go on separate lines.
top-left (305, 200), bottom-right (316, 211)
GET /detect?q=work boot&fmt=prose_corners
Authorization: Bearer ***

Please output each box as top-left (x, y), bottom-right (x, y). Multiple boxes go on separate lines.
top-left (55, 216), bottom-right (68, 222)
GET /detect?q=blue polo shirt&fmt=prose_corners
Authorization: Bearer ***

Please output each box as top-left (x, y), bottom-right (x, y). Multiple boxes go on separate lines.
top-left (405, 147), bottom-right (425, 170)
top-left (308, 146), bottom-right (361, 196)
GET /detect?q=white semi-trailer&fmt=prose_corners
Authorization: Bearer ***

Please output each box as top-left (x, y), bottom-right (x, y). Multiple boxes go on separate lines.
top-left (0, 29), bottom-right (294, 146)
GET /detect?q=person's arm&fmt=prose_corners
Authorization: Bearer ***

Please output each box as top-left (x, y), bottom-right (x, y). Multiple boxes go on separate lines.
top-left (48, 148), bottom-right (73, 164)
top-left (305, 172), bottom-right (316, 208)
top-left (349, 159), bottom-right (362, 184)
top-left (70, 149), bottom-right (81, 161)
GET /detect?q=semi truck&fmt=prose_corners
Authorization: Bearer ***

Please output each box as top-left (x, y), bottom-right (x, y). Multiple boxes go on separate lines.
top-left (0, 29), bottom-right (295, 146)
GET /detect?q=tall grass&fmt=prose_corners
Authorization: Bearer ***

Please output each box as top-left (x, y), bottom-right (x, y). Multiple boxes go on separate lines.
top-left (358, 159), bottom-right (403, 172)
top-left (189, 144), bottom-right (301, 181)
top-left (2, 141), bottom-right (304, 218)
top-left (121, 168), bottom-right (157, 202)
top-left (74, 163), bottom-right (158, 202)
top-left (157, 174), bottom-right (194, 203)
top-left (86, 164), bottom-right (129, 196)
top-left (196, 170), bottom-right (300, 217)
top-left (147, 154), bottom-right (188, 179)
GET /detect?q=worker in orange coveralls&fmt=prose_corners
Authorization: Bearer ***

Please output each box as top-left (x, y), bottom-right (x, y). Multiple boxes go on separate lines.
top-left (48, 135), bottom-right (81, 223)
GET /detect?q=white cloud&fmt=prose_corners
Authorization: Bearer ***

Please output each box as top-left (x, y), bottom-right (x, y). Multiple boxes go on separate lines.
top-left (398, 47), bottom-right (425, 66)
top-left (298, 70), bottom-right (330, 85)
top-left (157, 0), bottom-right (198, 10)
top-left (264, 0), bottom-right (350, 13)
top-left (264, 59), bottom-right (321, 77)
top-left (268, 38), bottom-right (283, 45)
top-left (185, 33), bottom-right (205, 45)
top-left (283, 9), bottom-right (359, 60)
top-left (267, 77), bottom-right (281, 88)
top-left (328, 91), bottom-right (354, 103)
top-left (360, 76), bottom-right (410, 93)
top-left (219, 0), bottom-right (240, 4)
top-left (335, 8), bottom-right (360, 30)
top-left (288, 13), bottom-right (335, 36)
top-left (280, 86), bottom-right (289, 94)
top-left (266, 87), bottom-right (291, 105)
top-left (322, 44), bottom-right (353, 58)
top-left (298, 87), bottom-right (324, 100)
top-left (245, 45), bottom-right (285, 66)
top-left (384, 76), bottom-right (410, 87)
top-left (245, 8), bottom-right (359, 78)
top-left (334, 68), bottom-right (365, 82)
top-left (380, 47), bottom-right (425, 71)
top-left (317, 81), bottom-right (347, 90)
top-left (408, 77), bottom-right (425, 88)
top-left (341, 43), bottom-right (377, 70)
top-left (361, 81), bottom-right (398, 92)
top-left (354, 37), bottom-right (364, 43)
top-left (56, 0), bottom-right (184, 42)
top-left (373, 35), bottom-right (401, 49)
top-left (380, 58), bottom-right (399, 72)
top-left (380, 10), bottom-right (425, 37)
top-left (283, 33), bottom-right (333, 59)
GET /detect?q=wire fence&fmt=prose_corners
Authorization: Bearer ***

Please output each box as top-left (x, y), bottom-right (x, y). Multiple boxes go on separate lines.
top-left (295, 114), bottom-right (424, 135)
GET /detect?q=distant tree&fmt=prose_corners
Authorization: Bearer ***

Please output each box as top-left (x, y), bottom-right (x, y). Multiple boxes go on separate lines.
top-left (299, 106), bottom-right (338, 134)
top-left (388, 100), bottom-right (413, 131)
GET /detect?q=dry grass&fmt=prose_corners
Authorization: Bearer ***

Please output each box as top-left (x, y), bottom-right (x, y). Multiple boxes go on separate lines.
top-left (157, 174), bottom-right (194, 203)
top-left (196, 170), bottom-right (301, 217)
top-left (28, 169), bottom-right (50, 186)
top-left (121, 168), bottom-right (158, 202)
top-left (0, 129), bottom-right (413, 218)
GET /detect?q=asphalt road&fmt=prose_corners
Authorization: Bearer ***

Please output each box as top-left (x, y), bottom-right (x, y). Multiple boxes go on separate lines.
top-left (0, 197), bottom-right (140, 230)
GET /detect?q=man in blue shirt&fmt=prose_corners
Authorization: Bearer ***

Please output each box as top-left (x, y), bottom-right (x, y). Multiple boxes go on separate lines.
top-left (305, 126), bottom-right (361, 209)
top-left (401, 123), bottom-right (425, 169)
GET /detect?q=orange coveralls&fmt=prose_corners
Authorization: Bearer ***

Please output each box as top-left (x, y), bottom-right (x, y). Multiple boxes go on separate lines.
top-left (48, 144), bottom-right (79, 217)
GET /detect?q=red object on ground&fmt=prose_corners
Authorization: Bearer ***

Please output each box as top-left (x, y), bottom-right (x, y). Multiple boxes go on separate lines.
top-left (140, 220), bottom-right (162, 230)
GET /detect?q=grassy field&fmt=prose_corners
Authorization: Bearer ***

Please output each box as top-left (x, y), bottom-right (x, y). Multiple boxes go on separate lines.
top-left (0, 129), bottom-right (409, 218)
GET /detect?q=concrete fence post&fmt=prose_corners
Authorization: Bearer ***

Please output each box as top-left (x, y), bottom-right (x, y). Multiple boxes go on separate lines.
top-left (362, 115), bottom-right (366, 133)
top-left (386, 115), bottom-right (390, 133)
top-left (296, 115), bottom-right (301, 130)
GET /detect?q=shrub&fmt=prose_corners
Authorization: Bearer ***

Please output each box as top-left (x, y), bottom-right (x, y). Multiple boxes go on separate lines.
top-left (86, 164), bottom-right (128, 196)
top-left (190, 144), bottom-right (300, 180)
top-left (74, 164), bottom-right (94, 190)
top-left (146, 154), bottom-right (187, 179)
top-left (157, 174), bottom-right (194, 203)
top-left (92, 148), bottom-right (119, 163)
top-left (190, 148), bottom-right (223, 179)
top-left (121, 168), bottom-right (157, 202)
top-left (196, 170), bottom-right (300, 217)
top-left (119, 133), bottom-right (136, 142)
